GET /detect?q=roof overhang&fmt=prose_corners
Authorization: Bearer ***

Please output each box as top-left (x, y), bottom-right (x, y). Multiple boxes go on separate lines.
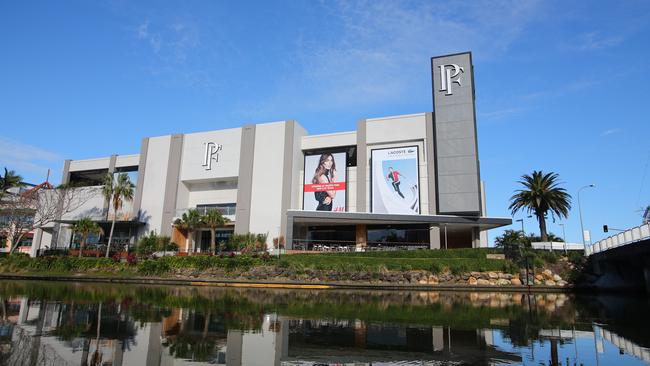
top-left (287, 210), bottom-right (511, 230)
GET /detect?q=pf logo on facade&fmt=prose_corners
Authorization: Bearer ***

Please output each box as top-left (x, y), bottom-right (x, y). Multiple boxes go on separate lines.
top-left (439, 64), bottom-right (464, 96)
top-left (202, 142), bottom-right (222, 171)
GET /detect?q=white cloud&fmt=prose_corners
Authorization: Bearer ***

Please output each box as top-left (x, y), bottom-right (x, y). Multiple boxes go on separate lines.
top-left (236, 0), bottom-right (542, 119)
top-left (600, 128), bottom-right (621, 137)
top-left (579, 31), bottom-right (624, 50)
top-left (0, 137), bottom-right (62, 180)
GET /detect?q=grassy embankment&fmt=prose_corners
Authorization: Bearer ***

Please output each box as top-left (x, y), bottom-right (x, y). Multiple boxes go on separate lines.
top-left (0, 248), bottom-right (523, 277)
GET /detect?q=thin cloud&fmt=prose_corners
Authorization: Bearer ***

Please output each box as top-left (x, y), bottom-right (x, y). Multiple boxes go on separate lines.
top-left (600, 128), bottom-right (621, 137)
top-left (479, 107), bottom-right (525, 122)
top-left (579, 31), bottom-right (624, 50)
top-left (0, 137), bottom-right (62, 179)
top-left (236, 0), bottom-right (543, 119)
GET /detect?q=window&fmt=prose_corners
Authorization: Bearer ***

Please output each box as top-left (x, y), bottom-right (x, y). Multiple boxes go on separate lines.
top-left (196, 203), bottom-right (236, 216)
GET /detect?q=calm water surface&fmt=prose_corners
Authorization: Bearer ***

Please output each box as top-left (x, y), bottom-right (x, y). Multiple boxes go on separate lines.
top-left (0, 280), bottom-right (648, 365)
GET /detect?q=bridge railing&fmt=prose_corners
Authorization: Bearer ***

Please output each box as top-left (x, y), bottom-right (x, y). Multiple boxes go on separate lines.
top-left (586, 222), bottom-right (650, 256)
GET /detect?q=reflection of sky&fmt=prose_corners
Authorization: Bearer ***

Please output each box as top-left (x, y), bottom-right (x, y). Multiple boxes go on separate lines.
top-left (491, 328), bottom-right (650, 366)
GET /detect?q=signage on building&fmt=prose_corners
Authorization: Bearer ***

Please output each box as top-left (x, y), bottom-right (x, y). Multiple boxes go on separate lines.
top-left (438, 63), bottom-right (464, 95)
top-left (303, 151), bottom-right (347, 212)
top-left (371, 146), bottom-right (420, 214)
top-left (202, 142), bottom-right (222, 171)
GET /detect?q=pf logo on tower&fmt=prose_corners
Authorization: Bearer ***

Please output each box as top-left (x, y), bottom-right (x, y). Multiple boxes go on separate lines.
top-left (438, 64), bottom-right (464, 96)
top-left (202, 142), bottom-right (223, 171)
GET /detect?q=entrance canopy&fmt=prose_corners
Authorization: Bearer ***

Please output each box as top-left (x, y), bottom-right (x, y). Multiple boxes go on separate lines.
top-left (287, 210), bottom-right (511, 230)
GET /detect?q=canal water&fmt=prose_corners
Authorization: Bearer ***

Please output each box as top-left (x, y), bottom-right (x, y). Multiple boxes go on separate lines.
top-left (0, 281), bottom-right (648, 365)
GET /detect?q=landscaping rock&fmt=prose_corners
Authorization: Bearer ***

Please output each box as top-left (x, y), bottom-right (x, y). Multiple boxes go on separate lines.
top-left (510, 278), bottom-right (522, 286)
top-left (488, 272), bottom-right (499, 279)
top-left (556, 280), bottom-right (568, 287)
top-left (497, 279), bottom-right (510, 286)
top-left (542, 269), bottom-right (553, 279)
top-left (544, 280), bottom-right (556, 286)
top-left (535, 274), bottom-right (544, 282)
top-left (477, 279), bottom-right (490, 286)
top-left (553, 274), bottom-right (562, 282)
top-left (468, 277), bottom-right (478, 285)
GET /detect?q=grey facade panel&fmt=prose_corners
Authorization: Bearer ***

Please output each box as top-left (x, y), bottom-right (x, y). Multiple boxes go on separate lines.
top-left (437, 156), bottom-right (479, 176)
top-left (104, 155), bottom-right (118, 218)
top-left (279, 121), bottom-right (295, 238)
top-left (436, 137), bottom-right (477, 158)
top-left (132, 138), bottom-right (149, 220)
top-left (356, 119), bottom-right (367, 213)
top-left (425, 112), bottom-right (437, 215)
top-left (61, 160), bottom-right (71, 185)
top-left (432, 52), bottom-right (481, 215)
top-left (161, 134), bottom-right (184, 236)
top-left (234, 125), bottom-right (256, 234)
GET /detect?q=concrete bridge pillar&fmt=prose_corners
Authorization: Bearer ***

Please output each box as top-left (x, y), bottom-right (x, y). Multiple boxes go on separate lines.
top-left (643, 261), bottom-right (650, 294)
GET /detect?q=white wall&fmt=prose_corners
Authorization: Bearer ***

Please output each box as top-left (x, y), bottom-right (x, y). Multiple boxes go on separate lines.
top-left (59, 187), bottom-right (106, 220)
top-left (366, 113), bottom-right (427, 144)
top-left (68, 157), bottom-right (110, 172)
top-left (248, 122), bottom-right (286, 246)
top-left (180, 128), bottom-right (242, 181)
top-left (185, 181), bottom-right (238, 208)
top-left (140, 136), bottom-right (171, 234)
top-left (115, 154), bottom-right (140, 167)
top-left (301, 131), bottom-right (356, 150)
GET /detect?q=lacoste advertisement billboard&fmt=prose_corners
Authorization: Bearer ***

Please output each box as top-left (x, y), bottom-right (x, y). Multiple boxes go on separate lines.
top-left (371, 146), bottom-right (420, 214)
top-left (303, 151), bottom-right (347, 212)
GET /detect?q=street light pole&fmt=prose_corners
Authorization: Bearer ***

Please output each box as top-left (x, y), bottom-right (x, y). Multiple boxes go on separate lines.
top-left (559, 223), bottom-right (567, 255)
top-left (516, 219), bottom-right (524, 234)
top-left (578, 184), bottom-right (595, 246)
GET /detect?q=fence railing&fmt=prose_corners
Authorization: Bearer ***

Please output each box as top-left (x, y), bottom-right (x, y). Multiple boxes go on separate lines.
top-left (290, 239), bottom-right (429, 252)
top-left (585, 222), bottom-right (650, 256)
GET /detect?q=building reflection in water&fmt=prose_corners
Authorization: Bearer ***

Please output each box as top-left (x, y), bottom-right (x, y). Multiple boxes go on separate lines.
top-left (0, 288), bottom-right (649, 366)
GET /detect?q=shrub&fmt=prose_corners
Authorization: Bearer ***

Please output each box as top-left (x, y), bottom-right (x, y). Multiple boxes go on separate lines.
top-left (137, 260), bottom-right (171, 276)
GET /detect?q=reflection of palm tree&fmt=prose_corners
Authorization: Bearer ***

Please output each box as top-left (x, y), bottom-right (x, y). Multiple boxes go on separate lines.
top-left (90, 303), bottom-right (103, 366)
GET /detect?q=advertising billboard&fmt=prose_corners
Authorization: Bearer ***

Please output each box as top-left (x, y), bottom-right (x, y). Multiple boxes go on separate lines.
top-left (371, 146), bottom-right (420, 214)
top-left (303, 151), bottom-right (347, 212)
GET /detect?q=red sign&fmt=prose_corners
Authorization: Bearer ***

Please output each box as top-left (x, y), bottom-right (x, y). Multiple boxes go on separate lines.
top-left (303, 182), bottom-right (346, 192)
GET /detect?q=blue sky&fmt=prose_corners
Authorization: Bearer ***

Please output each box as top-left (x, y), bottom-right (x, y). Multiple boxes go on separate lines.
top-left (1, 0), bottom-right (649, 244)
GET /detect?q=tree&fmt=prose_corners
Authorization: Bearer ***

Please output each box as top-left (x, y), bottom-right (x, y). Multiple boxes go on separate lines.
top-left (509, 171), bottom-right (571, 242)
top-left (1, 182), bottom-right (93, 254)
top-left (0, 167), bottom-right (22, 199)
top-left (102, 173), bottom-right (135, 258)
top-left (173, 209), bottom-right (203, 255)
top-left (202, 209), bottom-right (229, 255)
top-left (72, 218), bottom-right (103, 258)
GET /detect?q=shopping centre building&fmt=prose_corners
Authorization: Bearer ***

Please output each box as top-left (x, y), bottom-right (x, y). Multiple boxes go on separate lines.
top-left (29, 52), bottom-right (511, 255)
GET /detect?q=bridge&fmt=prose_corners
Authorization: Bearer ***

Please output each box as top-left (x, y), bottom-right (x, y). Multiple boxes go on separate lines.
top-left (584, 223), bottom-right (650, 293)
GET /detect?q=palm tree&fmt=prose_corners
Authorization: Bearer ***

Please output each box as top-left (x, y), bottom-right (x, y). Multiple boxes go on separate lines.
top-left (509, 171), bottom-right (571, 242)
top-left (173, 209), bottom-right (203, 255)
top-left (102, 173), bottom-right (135, 258)
top-left (72, 218), bottom-right (103, 258)
top-left (0, 167), bottom-right (22, 199)
top-left (202, 209), bottom-right (229, 255)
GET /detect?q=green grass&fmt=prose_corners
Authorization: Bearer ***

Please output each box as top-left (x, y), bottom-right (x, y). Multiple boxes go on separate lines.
top-left (278, 250), bottom-right (516, 274)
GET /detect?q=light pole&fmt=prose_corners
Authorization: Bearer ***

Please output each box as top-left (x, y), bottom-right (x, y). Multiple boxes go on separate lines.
top-left (515, 219), bottom-right (525, 234)
top-left (578, 184), bottom-right (595, 246)
top-left (559, 223), bottom-right (567, 254)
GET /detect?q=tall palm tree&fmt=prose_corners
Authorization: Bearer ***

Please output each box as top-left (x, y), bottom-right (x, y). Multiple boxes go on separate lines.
top-left (72, 218), bottom-right (103, 258)
top-left (102, 173), bottom-right (135, 258)
top-left (509, 171), bottom-right (571, 242)
top-left (173, 209), bottom-right (203, 255)
top-left (202, 209), bottom-right (229, 255)
top-left (0, 167), bottom-right (22, 199)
